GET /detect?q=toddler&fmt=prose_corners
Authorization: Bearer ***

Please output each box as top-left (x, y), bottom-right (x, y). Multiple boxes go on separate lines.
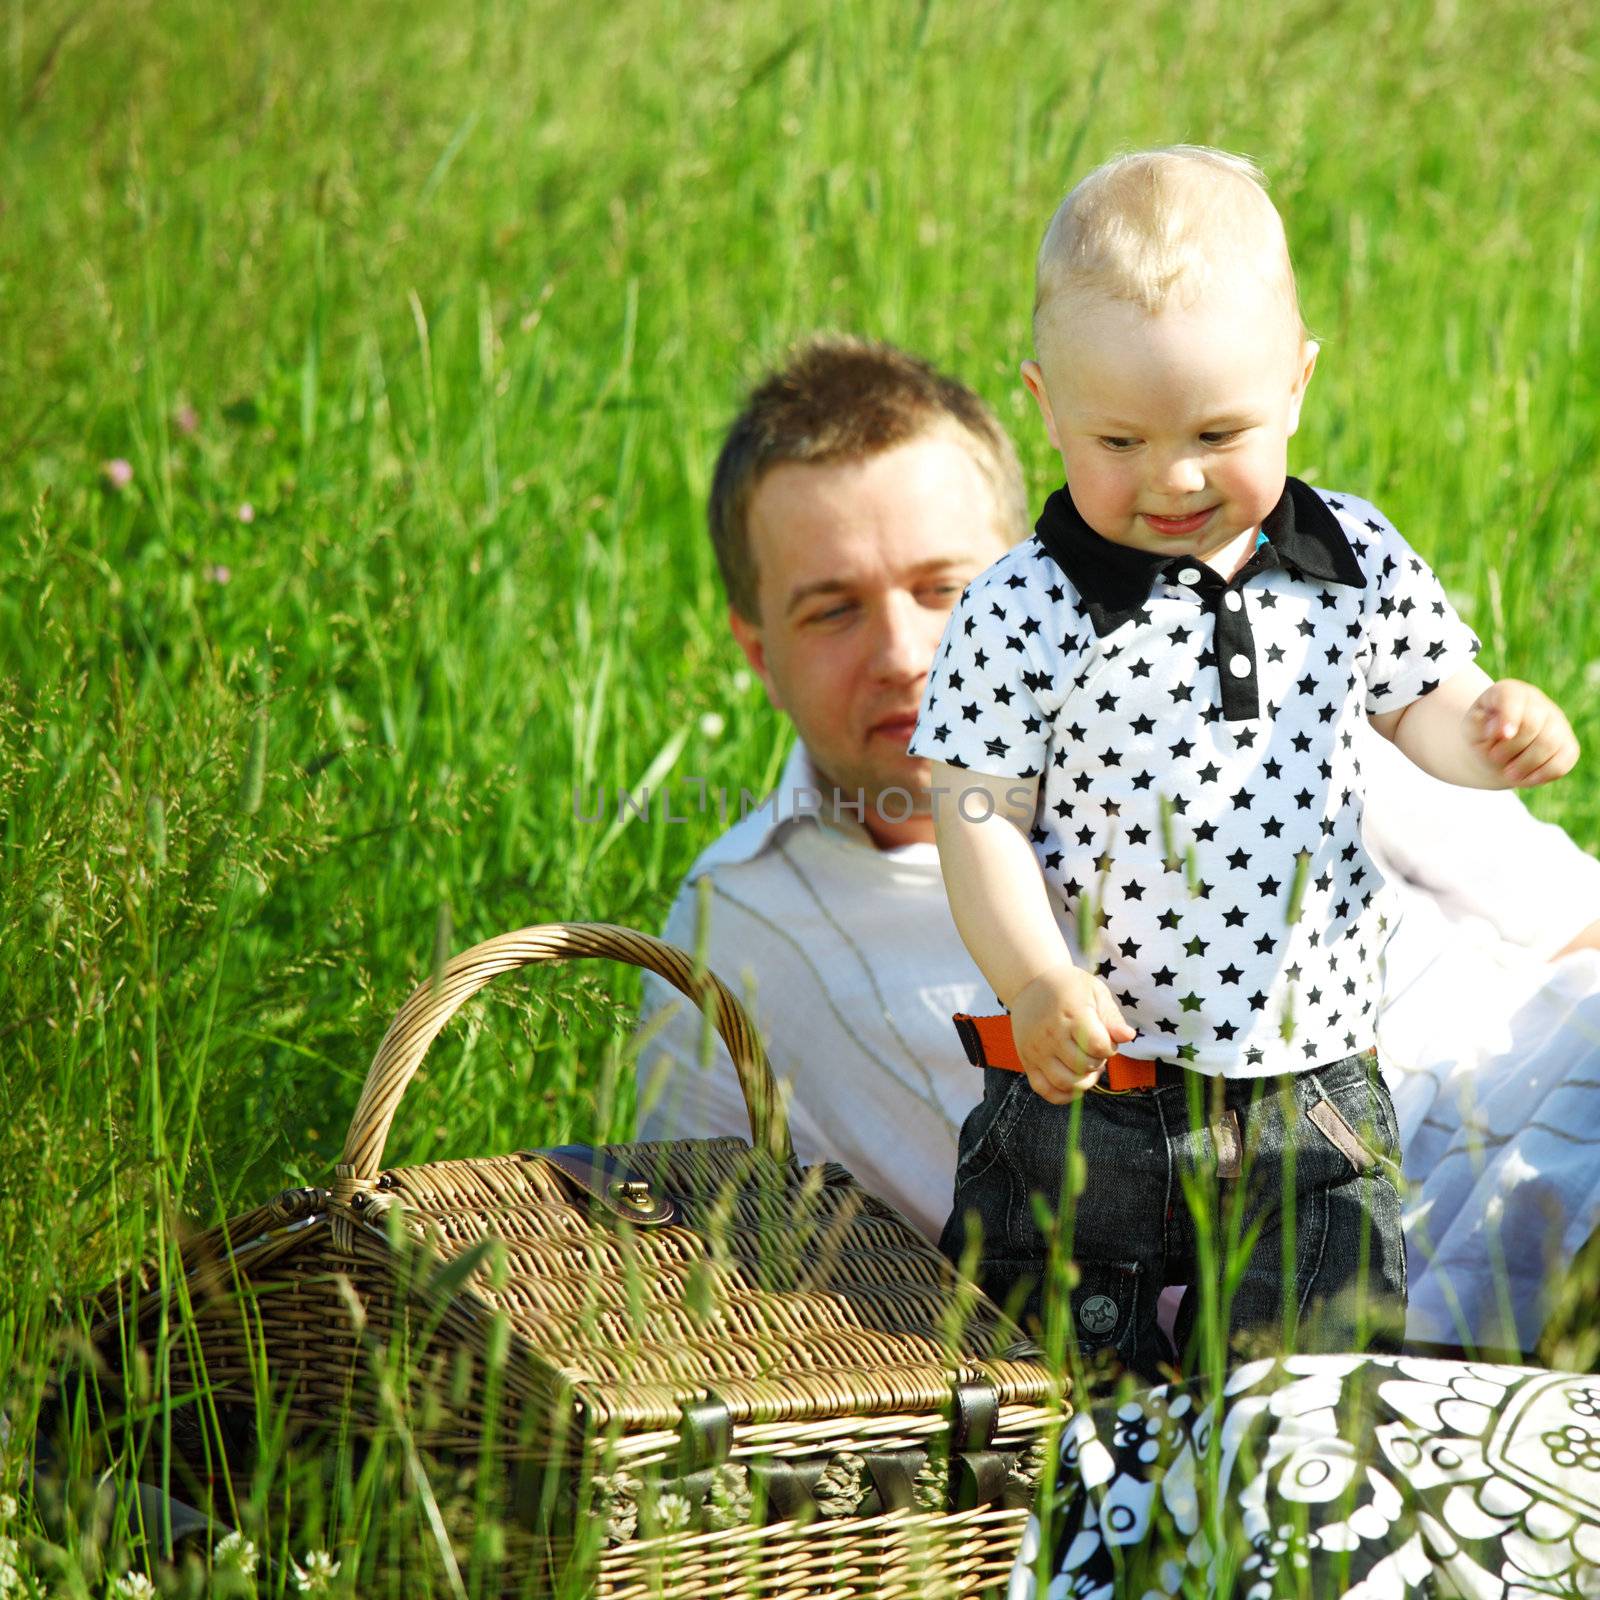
top-left (908, 146), bottom-right (1579, 1378)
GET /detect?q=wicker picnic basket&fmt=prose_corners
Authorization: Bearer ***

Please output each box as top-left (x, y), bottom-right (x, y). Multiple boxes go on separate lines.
top-left (87, 924), bottom-right (1060, 1598)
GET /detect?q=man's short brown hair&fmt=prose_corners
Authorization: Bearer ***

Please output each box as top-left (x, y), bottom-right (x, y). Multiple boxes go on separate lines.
top-left (709, 335), bottom-right (1028, 622)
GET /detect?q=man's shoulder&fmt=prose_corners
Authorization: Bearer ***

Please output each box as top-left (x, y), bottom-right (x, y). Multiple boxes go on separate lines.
top-left (661, 738), bottom-right (819, 895)
top-left (645, 817), bottom-right (792, 1010)
top-left (670, 805), bottom-right (798, 892)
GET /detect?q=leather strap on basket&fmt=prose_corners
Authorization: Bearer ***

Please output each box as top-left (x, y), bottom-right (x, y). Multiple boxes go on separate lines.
top-left (333, 924), bottom-right (792, 1216)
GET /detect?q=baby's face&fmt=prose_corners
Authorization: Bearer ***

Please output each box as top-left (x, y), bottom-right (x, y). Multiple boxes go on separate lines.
top-left (1025, 282), bottom-right (1316, 570)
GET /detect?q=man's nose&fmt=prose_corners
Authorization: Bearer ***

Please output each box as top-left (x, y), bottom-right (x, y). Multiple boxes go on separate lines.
top-left (870, 593), bottom-right (933, 680)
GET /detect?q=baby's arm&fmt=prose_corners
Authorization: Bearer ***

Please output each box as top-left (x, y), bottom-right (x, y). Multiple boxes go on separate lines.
top-left (929, 761), bottom-right (1134, 1105)
top-left (1370, 664), bottom-right (1579, 790)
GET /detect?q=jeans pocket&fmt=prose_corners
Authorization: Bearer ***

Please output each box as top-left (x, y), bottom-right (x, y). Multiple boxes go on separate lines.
top-left (954, 1067), bottom-right (1028, 1183)
top-left (1307, 1099), bottom-right (1376, 1174)
top-left (1308, 1063), bottom-right (1400, 1180)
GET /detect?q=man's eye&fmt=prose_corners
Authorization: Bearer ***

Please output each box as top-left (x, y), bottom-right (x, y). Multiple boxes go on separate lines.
top-left (809, 603), bottom-right (855, 624)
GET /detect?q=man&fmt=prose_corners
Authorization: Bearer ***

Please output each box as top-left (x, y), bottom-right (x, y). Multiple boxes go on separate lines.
top-left (633, 334), bottom-right (1600, 1355)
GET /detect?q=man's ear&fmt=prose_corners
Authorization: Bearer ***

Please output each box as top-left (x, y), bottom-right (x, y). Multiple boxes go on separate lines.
top-left (1020, 359), bottom-right (1062, 451)
top-left (1286, 339), bottom-right (1320, 438)
top-left (727, 604), bottom-right (785, 713)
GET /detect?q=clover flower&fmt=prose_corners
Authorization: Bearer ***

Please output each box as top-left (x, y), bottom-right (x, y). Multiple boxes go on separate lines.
top-left (291, 1550), bottom-right (340, 1592)
top-left (652, 1491), bottom-right (693, 1534)
top-left (214, 1529), bottom-right (259, 1572)
top-left (0, 1535), bottom-right (20, 1597)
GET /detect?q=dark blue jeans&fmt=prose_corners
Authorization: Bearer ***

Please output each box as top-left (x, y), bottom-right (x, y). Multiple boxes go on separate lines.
top-left (938, 1050), bottom-right (1407, 1381)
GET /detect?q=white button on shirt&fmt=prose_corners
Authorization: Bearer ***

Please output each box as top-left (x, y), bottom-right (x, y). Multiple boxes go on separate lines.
top-left (1224, 592), bottom-right (1244, 612)
top-left (908, 479), bottom-right (1482, 1078)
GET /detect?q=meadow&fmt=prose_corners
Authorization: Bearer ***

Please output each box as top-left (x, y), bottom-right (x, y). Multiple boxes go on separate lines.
top-left (2, 0), bottom-right (1598, 1592)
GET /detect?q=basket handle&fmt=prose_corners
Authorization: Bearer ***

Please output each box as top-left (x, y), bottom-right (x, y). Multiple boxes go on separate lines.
top-left (334, 922), bottom-right (792, 1195)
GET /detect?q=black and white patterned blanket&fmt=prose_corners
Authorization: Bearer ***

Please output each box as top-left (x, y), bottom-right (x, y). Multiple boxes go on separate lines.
top-left (1015, 1354), bottom-right (1600, 1597)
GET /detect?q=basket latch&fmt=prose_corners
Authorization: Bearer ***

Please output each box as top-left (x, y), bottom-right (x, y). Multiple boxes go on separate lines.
top-left (534, 1145), bottom-right (679, 1227)
top-left (677, 1394), bottom-right (732, 1473)
top-left (949, 1377), bottom-right (1008, 1511)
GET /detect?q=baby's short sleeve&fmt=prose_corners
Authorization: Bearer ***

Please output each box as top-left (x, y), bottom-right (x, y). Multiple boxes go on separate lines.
top-left (908, 550), bottom-right (1064, 779)
top-left (1348, 501), bottom-right (1481, 716)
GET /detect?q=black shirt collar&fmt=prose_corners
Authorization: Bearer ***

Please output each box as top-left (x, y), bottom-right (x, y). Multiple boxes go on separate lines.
top-left (1034, 475), bottom-right (1366, 637)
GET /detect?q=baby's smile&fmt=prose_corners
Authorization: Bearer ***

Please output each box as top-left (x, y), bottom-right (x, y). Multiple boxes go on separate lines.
top-left (1141, 506), bottom-right (1217, 537)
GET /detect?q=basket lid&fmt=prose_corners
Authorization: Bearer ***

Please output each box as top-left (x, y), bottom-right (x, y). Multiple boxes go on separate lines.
top-left (343, 1135), bottom-right (1049, 1434)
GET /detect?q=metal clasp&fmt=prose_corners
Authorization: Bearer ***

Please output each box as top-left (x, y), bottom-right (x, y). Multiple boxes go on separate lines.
top-left (533, 1145), bottom-right (680, 1227)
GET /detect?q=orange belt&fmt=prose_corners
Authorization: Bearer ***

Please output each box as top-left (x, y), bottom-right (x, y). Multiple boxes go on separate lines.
top-left (952, 1012), bottom-right (1157, 1091)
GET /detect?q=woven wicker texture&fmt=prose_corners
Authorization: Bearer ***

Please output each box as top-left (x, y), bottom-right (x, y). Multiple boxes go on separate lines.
top-left (595, 1505), bottom-right (1030, 1599)
top-left (351, 1139), bottom-right (1046, 1431)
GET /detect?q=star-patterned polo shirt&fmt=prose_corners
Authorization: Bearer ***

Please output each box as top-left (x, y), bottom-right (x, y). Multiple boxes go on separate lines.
top-left (908, 477), bottom-right (1482, 1079)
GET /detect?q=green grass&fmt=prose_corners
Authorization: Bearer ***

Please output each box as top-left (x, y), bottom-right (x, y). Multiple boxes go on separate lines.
top-left (2, 0), bottom-right (1598, 1591)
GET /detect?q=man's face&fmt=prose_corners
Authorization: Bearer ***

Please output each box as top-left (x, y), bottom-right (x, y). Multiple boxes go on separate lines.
top-left (1024, 283), bottom-right (1317, 571)
top-left (730, 429), bottom-right (1012, 839)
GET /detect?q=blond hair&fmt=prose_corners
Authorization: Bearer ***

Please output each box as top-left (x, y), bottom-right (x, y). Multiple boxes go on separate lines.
top-left (1033, 145), bottom-right (1306, 355)
top-left (709, 335), bottom-right (1027, 622)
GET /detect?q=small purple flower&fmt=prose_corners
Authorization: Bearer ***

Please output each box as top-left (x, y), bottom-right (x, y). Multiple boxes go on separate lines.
top-left (102, 458), bottom-right (134, 490)
top-left (237, 502), bottom-right (255, 524)
top-left (204, 564), bottom-right (232, 586)
top-left (174, 403), bottom-right (199, 436)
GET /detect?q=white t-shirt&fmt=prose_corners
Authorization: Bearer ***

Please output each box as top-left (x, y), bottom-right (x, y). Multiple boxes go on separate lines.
top-left (634, 736), bottom-right (1600, 1350)
top-left (906, 479), bottom-right (1480, 1076)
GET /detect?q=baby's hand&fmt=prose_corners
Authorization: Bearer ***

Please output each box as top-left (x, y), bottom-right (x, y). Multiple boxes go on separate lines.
top-left (1469, 680), bottom-right (1580, 787)
top-left (1009, 959), bottom-right (1137, 1106)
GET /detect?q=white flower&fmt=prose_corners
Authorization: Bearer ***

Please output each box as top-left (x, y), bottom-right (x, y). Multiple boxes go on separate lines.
top-left (731, 669), bottom-right (753, 694)
top-left (112, 1574), bottom-right (157, 1599)
top-left (1584, 660), bottom-right (1600, 690)
top-left (238, 502), bottom-right (256, 524)
top-left (292, 1550), bottom-right (340, 1592)
top-left (653, 1491), bottom-right (693, 1532)
top-left (0, 1534), bottom-right (19, 1596)
top-left (214, 1529), bottom-right (259, 1572)
top-left (698, 711), bottom-right (725, 740)
top-left (0, 1496), bottom-right (15, 1522)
